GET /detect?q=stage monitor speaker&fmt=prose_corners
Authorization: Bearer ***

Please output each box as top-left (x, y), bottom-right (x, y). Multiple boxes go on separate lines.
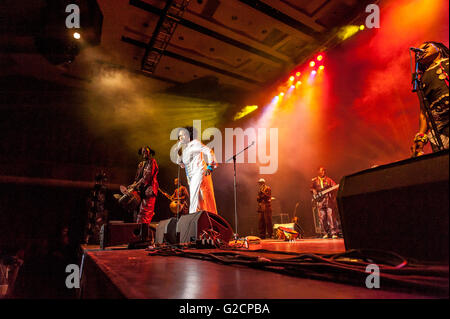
top-left (155, 218), bottom-right (178, 244)
top-left (100, 222), bottom-right (151, 249)
top-left (337, 150), bottom-right (449, 262)
top-left (176, 211), bottom-right (233, 243)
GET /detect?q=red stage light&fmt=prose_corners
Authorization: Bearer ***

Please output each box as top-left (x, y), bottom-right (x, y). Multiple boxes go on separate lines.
top-left (296, 72), bottom-right (301, 77)
top-left (309, 61), bottom-right (315, 67)
top-left (317, 55), bottom-right (323, 61)
top-left (319, 65), bottom-right (325, 70)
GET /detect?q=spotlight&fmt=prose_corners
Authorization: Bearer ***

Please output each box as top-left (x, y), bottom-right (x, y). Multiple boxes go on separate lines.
top-left (296, 81), bottom-right (302, 86)
top-left (73, 32), bottom-right (81, 40)
top-left (311, 70), bottom-right (317, 75)
top-left (233, 105), bottom-right (258, 120)
top-left (317, 55), bottom-right (323, 61)
top-left (319, 65), bottom-right (325, 70)
top-left (289, 76), bottom-right (295, 82)
top-left (290, 85), bottom-right (295, 89)
top-left (309, 61), bottom-right (315, 67)
top-left (279, 92), bottom-right (285, 97)
top-left (296, 72), bottom-right (301, 77)
top-left (359, 25), bottom-right (365, 31)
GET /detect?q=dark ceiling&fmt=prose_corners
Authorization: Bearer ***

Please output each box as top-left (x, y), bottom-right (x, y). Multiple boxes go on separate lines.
top-left (1, 0), bottom-right (374, 103)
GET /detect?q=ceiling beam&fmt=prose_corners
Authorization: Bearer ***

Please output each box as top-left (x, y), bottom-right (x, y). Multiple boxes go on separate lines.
top-left (238, 0), bottom-right (320, 38)
top-left (129, 0), bottom-right (288, 65)
top-left (121, 36), bottom-right (264, 85)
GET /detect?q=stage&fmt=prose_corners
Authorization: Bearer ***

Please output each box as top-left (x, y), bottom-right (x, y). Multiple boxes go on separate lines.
top-left (79, 239), bottom-right (448, 299)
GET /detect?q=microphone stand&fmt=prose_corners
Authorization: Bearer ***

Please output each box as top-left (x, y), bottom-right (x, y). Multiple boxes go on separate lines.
top-left (176, 164), bottom-right (181, 221)
top-left (225, 141), bottom-right (255, 241)
top-left (411, 50), bottom-right (444, 151)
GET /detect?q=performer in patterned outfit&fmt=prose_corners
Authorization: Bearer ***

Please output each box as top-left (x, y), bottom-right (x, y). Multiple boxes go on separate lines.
top-left (411, 41), bottom-right (449, 156)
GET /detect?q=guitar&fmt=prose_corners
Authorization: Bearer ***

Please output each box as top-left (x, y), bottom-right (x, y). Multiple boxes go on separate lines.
top-left (312, 184), bottom-right (339, 202)
top-left (159, 187), bottom-right (188, 215)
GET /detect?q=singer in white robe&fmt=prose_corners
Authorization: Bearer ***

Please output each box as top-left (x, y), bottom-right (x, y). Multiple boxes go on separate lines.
top-left (177, 128), bottom-right (218, 215)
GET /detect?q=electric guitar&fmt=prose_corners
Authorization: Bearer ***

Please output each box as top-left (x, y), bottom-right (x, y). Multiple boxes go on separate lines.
top-left (312, 184), bottom-right (339, 202)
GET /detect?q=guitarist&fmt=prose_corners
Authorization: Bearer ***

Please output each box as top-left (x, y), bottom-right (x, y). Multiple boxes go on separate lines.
top-left (171, 178), bottom-right (189, 215)
top-left (133, 146), bottom-right (159, 224)
top-left (160, 178), bottom-right (190, 216)
top-left (310, 166), bottom-right (338, 239)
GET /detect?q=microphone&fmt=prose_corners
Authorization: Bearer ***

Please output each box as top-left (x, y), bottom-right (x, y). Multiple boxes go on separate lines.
top-left (410, 47), bottom-right (425, 53)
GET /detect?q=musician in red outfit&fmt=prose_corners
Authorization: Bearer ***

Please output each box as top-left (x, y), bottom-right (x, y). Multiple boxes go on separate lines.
top-left (310, 167), bottom-right (338, 239)
top-left (134, 146), bottom-right (159, 224)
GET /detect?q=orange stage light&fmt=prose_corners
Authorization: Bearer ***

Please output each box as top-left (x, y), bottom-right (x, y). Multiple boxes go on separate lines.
top-left (289, 76), bottom-right (295, 81)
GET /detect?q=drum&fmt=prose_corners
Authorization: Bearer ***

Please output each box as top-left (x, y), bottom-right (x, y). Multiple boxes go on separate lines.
top-left (128, 190), bottom-right (141, 207)
top-left (118, 190), bottom-right (141, 210)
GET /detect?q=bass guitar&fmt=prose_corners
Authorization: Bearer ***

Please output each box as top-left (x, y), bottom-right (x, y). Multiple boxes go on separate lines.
top-left (312, 184), bottom-right (339, 202)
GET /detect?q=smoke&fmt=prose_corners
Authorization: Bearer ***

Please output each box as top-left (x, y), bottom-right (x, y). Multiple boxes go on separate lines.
top-left (80, 60), bottom-right (231, 167)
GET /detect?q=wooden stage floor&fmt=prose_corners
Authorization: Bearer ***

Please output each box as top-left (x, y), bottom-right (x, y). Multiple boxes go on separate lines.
top-left (79, 239), bottom-right (447, 299)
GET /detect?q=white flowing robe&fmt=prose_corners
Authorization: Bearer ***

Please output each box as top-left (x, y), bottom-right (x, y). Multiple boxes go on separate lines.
top-left (178, 139), bottom-right (218, 214)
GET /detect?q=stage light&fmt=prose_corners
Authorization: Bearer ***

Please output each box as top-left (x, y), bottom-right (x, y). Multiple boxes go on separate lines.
top-left (73, 32), bottom-right (81, 39)
top-left (309, 61), bottom-right (315, 67)
top-left (296, 72), bottom-right (301, 77)
top-left (319, 65), bottom-right (325, 70)
top-left (317, 55), bottom-right (323, 61)
top-left (233, 105), bottom-right (259, 120)
top-left (359, 25), bottom-right (365, 31)
top-left (279, 92), bottom-right (285, 97)
top-left (289, 76), bottom-right (295, 82)
top-left (338, 25), bottom-right (360, 40)
top-left (291, 85), bottom-right (295, 89)
top-left (296, 81), bottom-right (302, 86)
top-left (311, 70), bottom-right (317, 75)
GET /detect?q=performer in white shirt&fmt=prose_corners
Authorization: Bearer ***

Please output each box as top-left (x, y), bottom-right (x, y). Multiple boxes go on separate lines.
top-left (177, 126), bottom-right (218, 215)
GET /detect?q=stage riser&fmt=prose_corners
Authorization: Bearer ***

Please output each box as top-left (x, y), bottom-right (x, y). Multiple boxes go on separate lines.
top-left (100, 223), bottom-right (152, 249)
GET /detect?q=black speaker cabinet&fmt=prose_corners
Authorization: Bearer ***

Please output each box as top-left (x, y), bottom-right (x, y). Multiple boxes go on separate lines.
top-left (176, 211), bottom-right (233, 243)
top-left (100, 222), bottom-right (151, 249)
top-left (337, 150), bottom-right (449, 262)
top-left (155, 218), bottom-right (178, 244)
